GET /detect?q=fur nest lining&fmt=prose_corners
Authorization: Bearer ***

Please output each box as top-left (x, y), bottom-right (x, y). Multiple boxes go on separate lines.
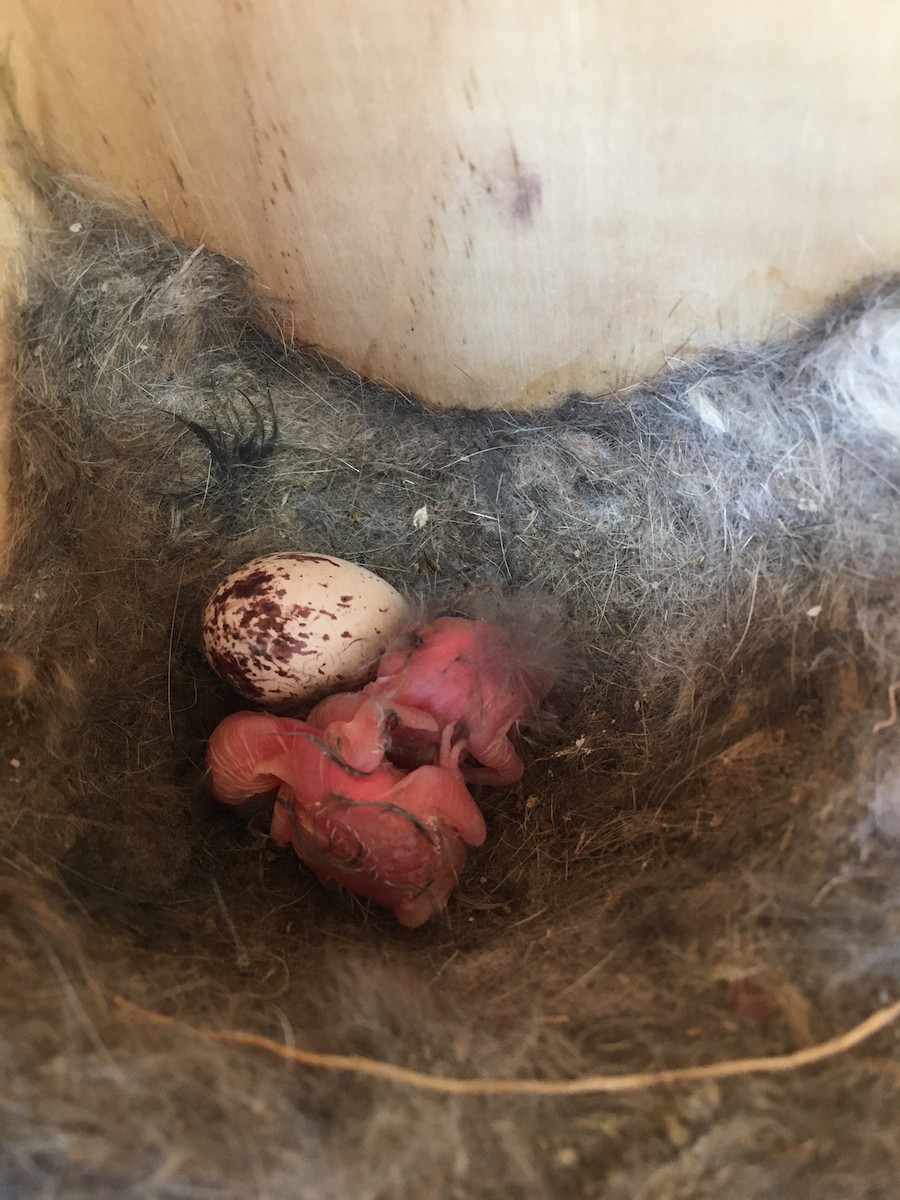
top-left (0, 174), bottom-right (898, 1200)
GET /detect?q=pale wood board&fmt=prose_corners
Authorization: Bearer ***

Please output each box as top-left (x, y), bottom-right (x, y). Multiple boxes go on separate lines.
top-left (2, 0), bottom-right (900, 408)
top-left (0, 103), bottom-right (36, 571)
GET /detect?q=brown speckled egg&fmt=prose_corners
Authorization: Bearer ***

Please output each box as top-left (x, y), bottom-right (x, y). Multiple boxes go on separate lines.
top-left (201, 553), bottom-right (410, 705)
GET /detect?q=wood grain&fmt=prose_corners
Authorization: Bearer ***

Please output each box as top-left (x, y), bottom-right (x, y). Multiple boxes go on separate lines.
top-left (0, 97), bottom-right (38, 571)
top-left (3, 0), bottom-right (900, 408)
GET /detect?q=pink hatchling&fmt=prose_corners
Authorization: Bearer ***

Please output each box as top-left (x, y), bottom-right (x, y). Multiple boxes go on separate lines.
top-left (308, 616), bottom-right (554, 786)
top-left (206, 709), bottom-right (486, 927)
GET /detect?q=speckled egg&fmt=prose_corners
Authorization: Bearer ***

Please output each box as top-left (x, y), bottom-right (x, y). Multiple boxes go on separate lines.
top-left (201, 553), bottom-right (410, 705)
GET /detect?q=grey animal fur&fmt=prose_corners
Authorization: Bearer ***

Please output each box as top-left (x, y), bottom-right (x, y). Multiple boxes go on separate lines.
top-left (0, 170), bottom-right (899, 1200)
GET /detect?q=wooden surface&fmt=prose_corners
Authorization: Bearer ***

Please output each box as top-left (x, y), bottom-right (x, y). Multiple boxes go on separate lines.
top-left (0, 97), bottom-right (36, 569)
top-left (3, 0), bottom-right (900, 409)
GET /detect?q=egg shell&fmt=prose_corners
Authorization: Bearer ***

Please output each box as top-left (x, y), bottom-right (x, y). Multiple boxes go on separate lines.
top-left (201, 552), bottom-right (410, 705)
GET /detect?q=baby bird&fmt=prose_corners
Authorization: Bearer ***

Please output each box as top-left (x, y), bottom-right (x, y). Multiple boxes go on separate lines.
top-left (308, 616), bottom-right (555, 786)
top-left (207, 616), bottom-right (556, 926)
top-left (206, 709), bottom-right (486, 928)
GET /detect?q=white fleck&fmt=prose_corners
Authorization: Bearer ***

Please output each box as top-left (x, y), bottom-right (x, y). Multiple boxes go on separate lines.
top-left (687, 388), bottom-right (728, 434)
top-left (551, 738), bottom-right (592, 759)
top-left (68, 222), bottom-right (83, 233)
top-left (555, 1147), bottom-right (579, 1168)
top-left (413, 505), bottom-right (429, 529)
top-left (9, 758), bottom-right (20, 769)
top-left (806, 605), bottom-right (823, 619)
top-left (869, 769), bottom-right (900, 840)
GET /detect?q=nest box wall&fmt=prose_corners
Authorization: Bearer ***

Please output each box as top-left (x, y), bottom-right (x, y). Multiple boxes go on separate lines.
top-left (4, 0), bottom-right (900, 409)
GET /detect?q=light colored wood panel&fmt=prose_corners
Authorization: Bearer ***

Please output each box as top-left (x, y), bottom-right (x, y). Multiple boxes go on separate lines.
top-left (3, 0), bottom-right (900, 408)
top-left (0, 101), bottom-right (39, 573)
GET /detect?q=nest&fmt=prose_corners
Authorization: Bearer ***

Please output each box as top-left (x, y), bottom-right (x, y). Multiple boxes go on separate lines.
top-left (1, 170), bottom-right (898, 1200)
